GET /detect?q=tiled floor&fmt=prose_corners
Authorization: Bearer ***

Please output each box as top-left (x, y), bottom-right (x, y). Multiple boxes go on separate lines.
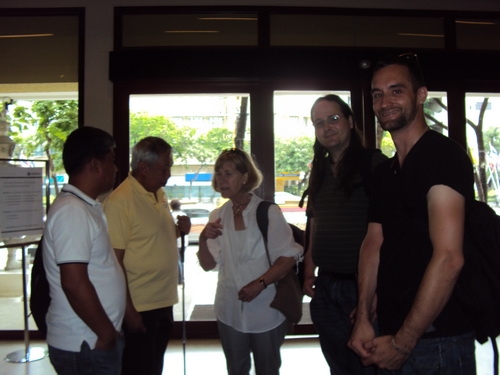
top-left (1, 336), bottom-right (499, 374)
top-left (1, 248), bottom-right (499, 374)
top-left (0, 336), bottom-right (329, 375)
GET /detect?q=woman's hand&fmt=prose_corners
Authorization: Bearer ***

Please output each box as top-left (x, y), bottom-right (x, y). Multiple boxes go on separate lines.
top-left (197, 218), bottom-right (223, 271)
top-left (238, 279), bottom-right (265, 302)
top-left (200, 218), bottom-right (223, 240)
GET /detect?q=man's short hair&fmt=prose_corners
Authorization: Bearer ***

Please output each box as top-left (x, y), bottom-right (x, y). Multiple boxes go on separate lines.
top-left (373, 52), bottom-right (426, 92)
top-left (131, 137), bottom-right (172, 172)
top-left (63, 126), bottom-right (115, 175)
top-left (170, 199), bottom-right (181, 211)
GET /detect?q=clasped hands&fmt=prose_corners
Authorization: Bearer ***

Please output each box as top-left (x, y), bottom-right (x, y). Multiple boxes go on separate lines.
top-left (348, 319), bottom-right (413, 371)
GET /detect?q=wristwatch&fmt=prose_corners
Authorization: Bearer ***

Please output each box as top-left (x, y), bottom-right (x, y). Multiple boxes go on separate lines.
top-left (259, 277), bottom-right (267, 288)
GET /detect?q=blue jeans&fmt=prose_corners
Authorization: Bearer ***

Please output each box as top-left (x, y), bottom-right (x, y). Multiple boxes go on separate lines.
top-left (310, 273), bottom-right (376, 375)
top-left (378, 332), bottom-right (476, 375)
top-left (49, 337), bottom-right (124, 375)
top-left (217, 319), bottom-right (288, 375)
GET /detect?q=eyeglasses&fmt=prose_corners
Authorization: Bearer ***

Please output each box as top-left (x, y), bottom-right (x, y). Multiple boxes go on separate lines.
top-left (312, 114), bottom-right (344, 129)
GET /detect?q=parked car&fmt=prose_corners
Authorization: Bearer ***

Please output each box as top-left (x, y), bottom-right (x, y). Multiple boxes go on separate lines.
top-left (182, 204), bottom-right (214, 244)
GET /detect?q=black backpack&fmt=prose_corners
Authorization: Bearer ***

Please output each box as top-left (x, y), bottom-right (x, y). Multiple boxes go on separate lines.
top-left (29, 236), bottom-right (50, 335)
top-left (455, 200), bottom-right (500, 375)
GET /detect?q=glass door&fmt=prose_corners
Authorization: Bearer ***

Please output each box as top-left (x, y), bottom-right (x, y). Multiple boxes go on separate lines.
top-left (465, 93), bottom-right (500, 209)
top-left (129, 93), bottom-right (250, 323)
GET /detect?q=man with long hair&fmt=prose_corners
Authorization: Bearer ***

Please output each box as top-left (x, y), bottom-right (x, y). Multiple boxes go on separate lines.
top-left (303, 94), bottom-right (386, 374)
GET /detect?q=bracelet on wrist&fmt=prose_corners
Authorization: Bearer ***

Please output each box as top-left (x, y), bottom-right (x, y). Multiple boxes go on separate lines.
top-left (259, 277), bottom-right (267, 289)
top-left (391, 337), bottom-right (411, 356)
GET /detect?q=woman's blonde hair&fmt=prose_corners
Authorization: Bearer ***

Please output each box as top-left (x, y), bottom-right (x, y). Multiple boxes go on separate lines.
top-left (212, 148), bottom-right (263, 193)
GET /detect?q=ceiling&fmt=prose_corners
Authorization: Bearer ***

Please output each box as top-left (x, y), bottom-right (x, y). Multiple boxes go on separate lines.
top-left (0, 14), bottom-right (79, 100)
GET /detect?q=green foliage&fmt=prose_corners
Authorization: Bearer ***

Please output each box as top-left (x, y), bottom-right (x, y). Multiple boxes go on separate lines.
top-left (275, 136), bottom-right (313, 174)
top-left (130, 112), bottom-right (197, 163)
top-left (380, 131), bottom-right (396, 157)
top-left (275, 136), bottom-right (313, 196)
top-left (130, 112), bottom-right (235, 166)
top-left (9, 100), bottom-right (78, 173)
top-left (193, 127), bottom-right (235, 165)
top-left (485, 127), bottom-right (500, 153)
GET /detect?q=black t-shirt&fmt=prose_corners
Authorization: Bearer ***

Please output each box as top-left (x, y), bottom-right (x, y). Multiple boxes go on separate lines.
top-left (311, 149), bottom-right (387, 274)
top-left (369, 130), bottom-right (475, 338)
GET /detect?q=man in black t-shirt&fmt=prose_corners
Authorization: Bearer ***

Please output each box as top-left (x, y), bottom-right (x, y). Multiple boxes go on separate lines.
top-left (348, 53), bottom-right (477, 374)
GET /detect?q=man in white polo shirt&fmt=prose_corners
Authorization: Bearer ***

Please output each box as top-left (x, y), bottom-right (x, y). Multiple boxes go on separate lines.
top-left (43, 127), bottom-right (126, 375)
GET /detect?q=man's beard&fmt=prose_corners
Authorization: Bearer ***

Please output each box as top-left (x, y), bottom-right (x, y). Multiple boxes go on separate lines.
top-left (378, 105), bottom-right (418, 132)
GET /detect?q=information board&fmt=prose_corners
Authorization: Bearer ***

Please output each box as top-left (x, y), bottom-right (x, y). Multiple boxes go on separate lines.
top-left (0, 165), bottom-right (44, 239)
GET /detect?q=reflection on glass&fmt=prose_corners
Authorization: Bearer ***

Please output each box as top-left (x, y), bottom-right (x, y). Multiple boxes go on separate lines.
top-left (466, 94), bottom-right (500, 208)
top-left (271, 15), bottom-right (444, 48)
top-left (122, 13), bottom-right (258, 47)
top-left (456, 19), bottom-right (500, 50)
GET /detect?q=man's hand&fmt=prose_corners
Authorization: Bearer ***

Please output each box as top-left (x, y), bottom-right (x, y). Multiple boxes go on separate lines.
top-left (177, 215), bottom-right (191, 235)
top-left (302, 273), bottom-right (316, 298)
top-left (348, 316), bottom-right (376, 360)
top-left (125, 308), bottom-right (146, 334)
top-left (95, 330), bottom-right (121, 351)
top-left (358, 335), bottom-right (410, 370)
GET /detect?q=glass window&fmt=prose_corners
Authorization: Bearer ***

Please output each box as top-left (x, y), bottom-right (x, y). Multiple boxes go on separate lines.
top-left (273, 91), bottom-right (351, 223)
top-left (466, 93), bottom-right (500, 207)
top-left (122, 13), bottom-right (258, 47)
top-left (456, 19), bottom-right (500, 50)
top-left (271, 15), bottom-right (444, 48)
top-left (0, 15), bottom-right (79, 92)
top-left (0, 98), bottom-right (78, 331)
top-left (0, 12), bottom-right (80, 332)
top-left (129, 93), bottom-right (250, 322)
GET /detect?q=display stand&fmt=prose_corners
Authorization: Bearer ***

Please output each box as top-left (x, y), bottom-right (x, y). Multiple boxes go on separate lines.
top-left (3, 240), bottom-right (48, 363)
top-left (0, 158), bottom-right (50, 363)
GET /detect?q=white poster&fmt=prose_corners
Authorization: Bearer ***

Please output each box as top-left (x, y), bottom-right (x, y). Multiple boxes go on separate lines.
top-left (0, 165), bottom-right (44, 239)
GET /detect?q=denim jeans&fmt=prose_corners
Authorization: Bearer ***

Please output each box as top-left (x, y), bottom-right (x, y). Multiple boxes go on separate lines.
top-left (48, 337), bottom-right (124, 375)
top-left (310, 273), bottom-right (377, 375)
top-left (378, 332), bottom-right (476, 375)
top-left (217, 319), bottom-right (288, 375)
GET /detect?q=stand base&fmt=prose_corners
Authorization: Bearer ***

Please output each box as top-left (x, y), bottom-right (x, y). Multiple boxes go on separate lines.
top-left (4, 346), bottom-right (48, 363)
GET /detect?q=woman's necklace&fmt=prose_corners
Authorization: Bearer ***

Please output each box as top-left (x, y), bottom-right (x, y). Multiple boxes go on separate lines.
top-left (232, 199), bottom-right (250, 216)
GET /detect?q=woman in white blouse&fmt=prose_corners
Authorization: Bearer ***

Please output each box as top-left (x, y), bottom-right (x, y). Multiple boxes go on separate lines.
top-left (197, 148), bottom-right (303, 375)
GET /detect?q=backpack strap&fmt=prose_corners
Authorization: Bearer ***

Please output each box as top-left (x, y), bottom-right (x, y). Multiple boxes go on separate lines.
top-left (256, 201), bottom-right (275, 266)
